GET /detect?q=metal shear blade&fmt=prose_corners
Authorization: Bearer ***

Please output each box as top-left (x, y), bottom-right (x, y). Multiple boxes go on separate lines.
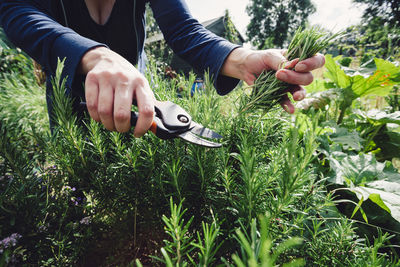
top-left (178, 131), bottom-right (222, 148)
top-left (189, 122), bottom-right (223, 139)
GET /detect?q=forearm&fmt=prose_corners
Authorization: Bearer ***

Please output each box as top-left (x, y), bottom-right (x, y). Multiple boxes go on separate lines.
top-left (0, 0), bottom-right (104, 91)
top-left (79, 47), bottom-right (111, 74)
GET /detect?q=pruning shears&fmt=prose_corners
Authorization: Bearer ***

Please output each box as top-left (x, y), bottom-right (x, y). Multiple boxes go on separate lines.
top-left (80, 101), bottom-right (223, 148)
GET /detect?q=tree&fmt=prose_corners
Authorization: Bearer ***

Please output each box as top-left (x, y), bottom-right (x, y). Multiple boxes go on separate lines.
top-left (351, 0), bottom-right (400, 58)
top-left (246, 0), bottom-right (315, 49)
top-left (353, 0), bottom-right (400, 28)
top-left (145, 3), bottom-right (161, 37)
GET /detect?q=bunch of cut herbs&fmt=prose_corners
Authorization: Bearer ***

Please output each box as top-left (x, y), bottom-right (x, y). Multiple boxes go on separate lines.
top-left (244, 26), bottom-right (341, 112)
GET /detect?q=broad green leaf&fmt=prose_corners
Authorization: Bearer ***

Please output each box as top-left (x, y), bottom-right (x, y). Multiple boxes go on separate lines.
top-left (374, 58), bottom-right (400, 78)
top-left (372, 126), bottom-right (400, 160)
top-left (329, 127), bottom-right (364, 151)
top-left (350, 58), bottom-right (399, 97)
top-left (324, 55), bottom-right (395, 98)
top-left (354, 186), bottom-right (400, 222)
top-left (364, 110), bottom-right (400, 125)
top-left (304, 78), bottom-right (327, 93)
top-left (368, 193), bottom-right (391, 214)
top-left (324, 55), bottom-right (351, 89)
top-left (342, 65), bottom-right (375, 78)
top-left (328, 151), bottom-right (400, 224)
top-left (367, 180), bottom-right (400, 194)
top-left (328, 151), bottom-right (400, 233)
top-left (352, 76), bottom-right (393, 97)
top-left (327, 153), bottom-right (400, 186)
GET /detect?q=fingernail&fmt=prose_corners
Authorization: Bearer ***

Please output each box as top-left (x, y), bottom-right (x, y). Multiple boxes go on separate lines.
top-left (283, 104), bottom-right (289, 112)
top-left (283, 61), bottom-right (291, 69)
top-left (295, 91), bottom-right (305, 101)
top-left (283, 59), bottom-right (296, 69)
top-left (296, 63), bottom-right (307, 72)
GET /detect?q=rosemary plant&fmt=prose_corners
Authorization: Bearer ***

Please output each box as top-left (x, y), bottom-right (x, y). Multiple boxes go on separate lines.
top-left (245, 26), bottom-right (341, 112)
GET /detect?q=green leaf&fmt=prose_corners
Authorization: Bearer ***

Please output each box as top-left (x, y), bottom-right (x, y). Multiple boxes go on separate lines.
top-left (351, 195), bottom-right (368, 223)
top-left (135, 259), bottom-right (143, 267)
top-left (327, 153), bottom-right (400, 186)
top-left (368, 193), bottom-right (391, 214)
top-left (350, 57), bottom-right (399, 98)
top-left (304, 78), bottom-right (327, 93)
top-left (365, 110), bottom-right (400, 125)
top-left (329, 127), bottom-right (364, 151)
top-left (324, 55), bottom-right (351, 89)
top-left (351, 73), bottom-right (393, 97)
top-left (328, 151), bottom-right (400, 226)
top-left (374, 130), bottom-right (400, 160)
top-left (160, 248), bottom-right (174, 267)
top-left (353, 186), bottom-right (400, 222)
top-left (374, 58), bottom-right (400, 78)
top-left (390, 72), bottom-right (400, 82)
top-left (324, 55), bottom-right (395, 99)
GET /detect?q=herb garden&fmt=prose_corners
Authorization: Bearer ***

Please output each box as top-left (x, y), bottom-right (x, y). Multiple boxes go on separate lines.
top-left (1, 23), bottom-right (400, 266)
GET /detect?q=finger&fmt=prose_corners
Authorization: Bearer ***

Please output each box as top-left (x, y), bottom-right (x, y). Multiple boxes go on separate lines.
top-left (97, 81), bottom-right (115, 131)
top-left (286, 85), bottom-right (306, 101)
top-left (85, 73), bottom-right (100, 122)
top-left (280, 94), bottom-right (295, 114)
top-left (295, 53), bottom-right (325, 72)
top-left (276, 69), bottom-right (314, 86)
top-left (133, 80), bottom-right (155, 138)
top-left (244, 73), bottom-right (257, 86)
top-left (113, 81), bottom-right (134, 133)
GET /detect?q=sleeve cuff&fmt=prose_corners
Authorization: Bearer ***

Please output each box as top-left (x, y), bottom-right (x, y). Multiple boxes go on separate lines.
top-left (212, 43), bottom-right (241, 96)
top-left (50, 32), bottom-right (107, 94)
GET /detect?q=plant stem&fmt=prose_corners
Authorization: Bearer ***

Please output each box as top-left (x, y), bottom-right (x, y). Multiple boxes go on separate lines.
top-left (364, 124), bottom-right (384, 152)
top-left (337, 106), bottom-right (347, 125)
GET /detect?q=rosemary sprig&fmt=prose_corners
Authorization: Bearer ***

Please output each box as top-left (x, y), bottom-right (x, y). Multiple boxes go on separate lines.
top-left (244, 26), bottom-right (341, 113)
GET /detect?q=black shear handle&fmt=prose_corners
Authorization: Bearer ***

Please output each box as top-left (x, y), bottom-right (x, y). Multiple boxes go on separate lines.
top-left (129, 100), bottom-right (190, 129)
top-left (129, 100), bottom-right (191, 130)
top-left (80, 101), bottom-right (190, 135)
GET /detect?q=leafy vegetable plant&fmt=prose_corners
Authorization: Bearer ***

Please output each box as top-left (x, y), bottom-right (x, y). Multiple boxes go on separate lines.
top-left (324, 55), bottom-right (400, 124)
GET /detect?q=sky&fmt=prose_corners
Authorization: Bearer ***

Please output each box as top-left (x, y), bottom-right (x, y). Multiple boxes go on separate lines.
top-left (185, 0), bottom-right (366, 40)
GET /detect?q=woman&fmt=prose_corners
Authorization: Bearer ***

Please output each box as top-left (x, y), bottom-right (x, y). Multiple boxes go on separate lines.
top-left (0, 0), bottom-right (324, 137)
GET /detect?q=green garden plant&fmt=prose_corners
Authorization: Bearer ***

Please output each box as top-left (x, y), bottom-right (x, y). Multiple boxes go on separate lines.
top-left (323, 55), bottom-right (400, 124)
top-left (0, 46), bottom-right (399, 265)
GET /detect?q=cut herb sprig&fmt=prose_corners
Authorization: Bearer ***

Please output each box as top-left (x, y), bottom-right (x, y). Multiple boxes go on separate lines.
top-left (244, 26), bottom-right (342, 113)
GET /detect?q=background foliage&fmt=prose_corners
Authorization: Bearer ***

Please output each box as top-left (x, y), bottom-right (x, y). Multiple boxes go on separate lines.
top-left (1, 7), bottom-right (400, 266)
top-left (246, 0), bottom-right (316, 48)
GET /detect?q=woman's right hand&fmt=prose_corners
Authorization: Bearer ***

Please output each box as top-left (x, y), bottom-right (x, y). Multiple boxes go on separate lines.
top-left (80, 46), bottom-right (155, 137)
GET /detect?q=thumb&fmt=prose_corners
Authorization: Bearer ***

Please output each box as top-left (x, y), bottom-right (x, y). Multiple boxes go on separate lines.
top-left (262, 49), bottom-right (288, 71)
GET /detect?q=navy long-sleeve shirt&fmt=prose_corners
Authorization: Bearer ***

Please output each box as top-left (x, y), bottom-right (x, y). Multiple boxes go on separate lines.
top-left (0, 0), bottom-right (240, 123)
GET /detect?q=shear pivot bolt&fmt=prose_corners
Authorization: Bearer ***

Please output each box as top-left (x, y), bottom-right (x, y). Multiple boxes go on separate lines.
top-left (178, 115), bottom-right (189, 123)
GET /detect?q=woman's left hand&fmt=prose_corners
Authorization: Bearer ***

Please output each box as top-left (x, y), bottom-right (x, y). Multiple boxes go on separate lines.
top-left (221, 48), bottom-right (325, 113)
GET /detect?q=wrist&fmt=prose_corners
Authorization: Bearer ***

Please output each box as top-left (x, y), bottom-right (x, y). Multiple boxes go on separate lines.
top-left (79, 46), bottom-right (109, 74)
top-left (220, 47), bottom-right (252, 80)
